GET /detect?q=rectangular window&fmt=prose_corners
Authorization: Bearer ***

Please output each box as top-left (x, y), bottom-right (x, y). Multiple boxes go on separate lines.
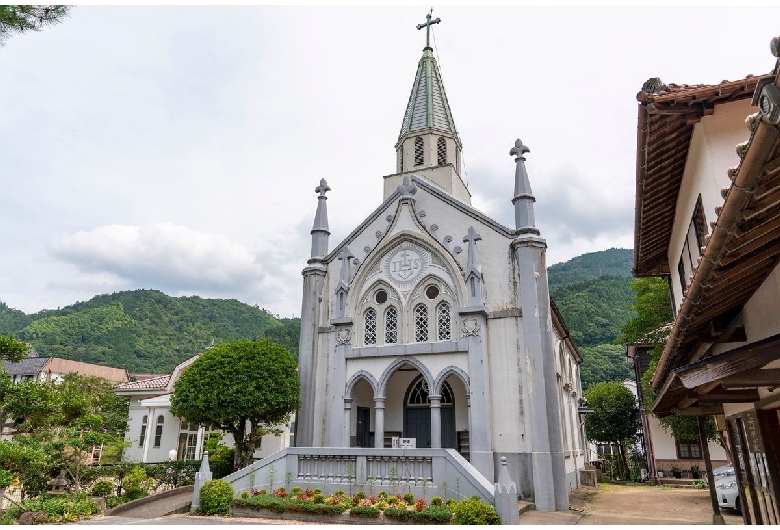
top-left (139, 425), bottom-right (147, 447)
top-left (676, 439), bottom-right (702, 459)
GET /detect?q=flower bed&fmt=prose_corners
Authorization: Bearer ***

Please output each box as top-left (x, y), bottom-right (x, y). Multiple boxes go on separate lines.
top-left (232, 488), bottom-right (460, 524)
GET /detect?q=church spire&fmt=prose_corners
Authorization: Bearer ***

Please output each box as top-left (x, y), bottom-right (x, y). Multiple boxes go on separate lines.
top-left (398, 11), bottom-right (458, 140)
top-left (386, 11), bottom-right (470, 204)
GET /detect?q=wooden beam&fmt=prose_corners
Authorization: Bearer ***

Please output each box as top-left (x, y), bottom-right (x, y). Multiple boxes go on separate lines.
top-left (677, 396), bottom-right (698, 409)
top-left (696, 325), bottom-right (747, 344)
top-left (693, 389), bottom-right (761, 404)
top-left (721, 368), bottom-right (780, 388)
top-left (675, 332), bottom-right (780, 389)
top-left (671, 405), bottom-right (724, 416)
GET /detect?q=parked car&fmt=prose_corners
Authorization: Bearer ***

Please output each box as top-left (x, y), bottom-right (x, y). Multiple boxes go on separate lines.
top-left (704, 464), bottom-right (735, 485)
top-left (716, 476), bottom-right (741, 514)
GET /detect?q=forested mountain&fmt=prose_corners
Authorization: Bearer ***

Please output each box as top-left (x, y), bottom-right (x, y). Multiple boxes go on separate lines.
top-left (1, 248), bottom-right (636, 388)
top-left (0, 290), bottom-right (300, 373)
top-left (548, 248), bottom-right (635, 389)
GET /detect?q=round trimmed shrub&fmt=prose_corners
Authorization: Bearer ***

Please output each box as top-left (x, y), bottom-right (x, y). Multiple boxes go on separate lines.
top-left (431, 496), bottom-right (443, 506)
top-left (453, 496), bottom-right (500, 525)
top-left (403, 492), bottom-right (415, 505)
top-left (90, 480), bottom-right (115, 497)
top-left (199, 479), bottom-right (234, 516)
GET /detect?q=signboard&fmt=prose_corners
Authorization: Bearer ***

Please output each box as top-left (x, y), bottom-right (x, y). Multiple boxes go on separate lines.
top-left (399, 438), bottom-right (416, 449)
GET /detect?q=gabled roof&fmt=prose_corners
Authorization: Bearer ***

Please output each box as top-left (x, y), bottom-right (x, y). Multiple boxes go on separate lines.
top-left (633, 75), bottom-right (762, 277)
top-left (115, 374), bottom-right (170, 392)
top-left (2, 349), bottom-right (47, 376)
top-left (650, 67), bottom-right (780, 412)
top-left (398, 48), bottom-right (458, 141)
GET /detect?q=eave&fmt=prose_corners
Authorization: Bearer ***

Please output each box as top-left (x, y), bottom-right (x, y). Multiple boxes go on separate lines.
top-left (651, 67), bottom-right (780, 413)
top-left (634, 76), bottom-right (761, 277)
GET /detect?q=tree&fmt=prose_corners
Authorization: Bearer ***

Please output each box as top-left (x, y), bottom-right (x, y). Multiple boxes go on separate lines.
top-left (584, 381), bottom-right (641, 480)
top-left (0, 5), bottom-right (70, 46)
top-left (0, 374), bottom-right (129, 494)
top-left (170, 339), bottom-right (300, 471)
top-left (0, 335), bottom-right (28, 362)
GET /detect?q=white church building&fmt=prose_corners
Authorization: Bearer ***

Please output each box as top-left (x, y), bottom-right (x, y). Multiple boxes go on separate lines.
top-left (219, 14), bottom-right (586, 512)
top-left (294, 15), bottom-right (586, 510)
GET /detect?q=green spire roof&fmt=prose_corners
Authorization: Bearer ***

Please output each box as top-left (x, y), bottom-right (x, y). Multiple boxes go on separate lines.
top-left (398, 48), bottom-right (459, 140)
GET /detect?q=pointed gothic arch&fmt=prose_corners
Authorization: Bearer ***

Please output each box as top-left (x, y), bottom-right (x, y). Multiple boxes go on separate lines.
top-left (433, 365), bottom-right (470, 396)
top-left (376, 356), bottom-right (434, 398)
top-left (345, 370), bottom-right (379, 398)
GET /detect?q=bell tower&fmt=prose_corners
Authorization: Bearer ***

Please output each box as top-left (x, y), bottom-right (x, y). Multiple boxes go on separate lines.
top-left (384, 11), bottom-right (470, 205)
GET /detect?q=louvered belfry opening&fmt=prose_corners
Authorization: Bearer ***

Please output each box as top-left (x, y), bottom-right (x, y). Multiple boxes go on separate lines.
top-left (414, 137), bottom-right (424, 166)
top-left (437, 137), bottom-right (446, 165)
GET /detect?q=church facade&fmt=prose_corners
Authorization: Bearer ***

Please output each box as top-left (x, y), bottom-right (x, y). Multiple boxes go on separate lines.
top-left (295, 16), bottom-right (586, 510)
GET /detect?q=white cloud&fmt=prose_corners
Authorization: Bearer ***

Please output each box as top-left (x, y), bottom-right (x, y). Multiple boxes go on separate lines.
top-left (50, 223), bottom-right (267, 294)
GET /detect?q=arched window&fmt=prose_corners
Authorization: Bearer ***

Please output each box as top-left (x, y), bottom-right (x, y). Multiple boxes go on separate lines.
top-left (154, 415), bottom-right (164, 448)
top-left (414, 137), bottom-right (424, 166)
top-left (139, 415), bottom-right (148, 447)
top-left (441, 381), bottom-right (454, 404)
top-left (407, 376), bottom-right (454, 405)
top-left (414, 304), bottom-right (428, 342)
top-left (385, 306), bottom-right (398, 344)
top-left (437, 302), bottom-right (451, 341)
top-left (364, 308), bottom-right (377, 345)
top-left (398, 145), bottom-right (404, 172)
top-left (437, 137), bottom-right (446, 165)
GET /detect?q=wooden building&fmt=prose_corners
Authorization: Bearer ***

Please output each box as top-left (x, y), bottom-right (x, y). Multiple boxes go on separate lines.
top-left (633, 37), bottom-right (780, 523)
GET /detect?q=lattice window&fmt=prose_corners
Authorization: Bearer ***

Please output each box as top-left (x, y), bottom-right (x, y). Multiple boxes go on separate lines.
top-left (677, 440), bottom-right (702, 459)
top-left (399, 145), bottom-right (404, 172)
top-left (437, 302), bottom-right (451, 341)
top-left (437, 137), bottom-right (446, 165)
top-left (441, 381), bottom-right (454, 404)
top-left (364, 309), bottom-right (377, 345)
top-left (414, 137), bottom-right (424, 166)
top-left (385, 306), bottom-right (398, 344)
top-left (408, 376), bottom-right (430, 405)
top-left (414, 304), bottom-right (428, 342)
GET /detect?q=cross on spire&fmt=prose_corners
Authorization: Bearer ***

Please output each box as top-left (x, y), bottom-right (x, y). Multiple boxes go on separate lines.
top-left (315, 178), bottom-right (331, 198)
top-left (416, 9), bottom-right (441, 50)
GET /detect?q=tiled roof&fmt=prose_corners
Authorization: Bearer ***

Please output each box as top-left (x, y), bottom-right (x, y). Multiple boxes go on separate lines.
top-left (116, 374), bottom-right (170, 391)
top-left (633, 74), bottom-right (762, 277)
top-left (2, 354), bottom-right (47, 376)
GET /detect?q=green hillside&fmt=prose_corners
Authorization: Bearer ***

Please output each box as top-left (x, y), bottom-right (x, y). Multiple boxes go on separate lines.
top-left (1, 248), bottom-right (636, 388)
top-left (0, 290), bottom-right (300, 373)
top-left (548, 248), bottom-right (635, 389)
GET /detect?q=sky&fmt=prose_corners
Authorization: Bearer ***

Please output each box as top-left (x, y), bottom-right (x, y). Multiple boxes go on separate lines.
top-left (1, 5), bottom-right (779, 318)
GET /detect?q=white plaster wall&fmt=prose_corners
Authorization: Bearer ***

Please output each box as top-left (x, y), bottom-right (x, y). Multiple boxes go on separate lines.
top-left (668, 99), bottom-right (752, 307)
top-left (485, 316), bottom-right (527, 453)
top-left (647, 413), bottom-right (727, 461)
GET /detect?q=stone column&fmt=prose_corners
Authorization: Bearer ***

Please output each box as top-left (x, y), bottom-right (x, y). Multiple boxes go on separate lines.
top-left (459, 307), bottom-right (493, 481)
top-left (430, 395), bottom-right (442, 449)
top-left (344, 398), bottom-right (353, 448)
top-left (374, 397), bottom-right (386, 449)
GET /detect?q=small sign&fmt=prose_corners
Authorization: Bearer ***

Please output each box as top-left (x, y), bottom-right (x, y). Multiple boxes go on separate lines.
top-left (391, 437), bottom-right (399, 449)
top-left (399, 437), bottom-right (416, 449)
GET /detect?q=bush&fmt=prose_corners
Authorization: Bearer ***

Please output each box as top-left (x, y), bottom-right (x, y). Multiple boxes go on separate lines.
top-left (16, 493), bottom-right (99, 524)
top-left (350, 505), bottom-right (380, 518)
top-left (121, 467), bottom-right (152, 500)
top-left (312, 493), bottom-right (325, 504)
top-left (233, 494), bottom-right (346, 516)
top-left (199, 480), bottom-right (234, 516)
top-left (418, 505), bottom-right (453, 523)
top-left (415, 498), bottom-right (426, 511)
top-left (355, 490), bottom-right (365, 499)
top-left (384, 507), bottom-right (413, 521)
top-left (387, 495), bottom-right (399, 505)
top-left (446, 498), bottom-right (456, 508)
top-left (403, 492), bottom-right (415, 504)
top-left (378, 490), bottom-right (388, 500)
top-left (453, 496), bottom-right (500, 525)
top-left (291, 486), bottom-right (302, 494)
top-left (431, 496), bottom-right (443, 506)
top-left (90, 480), bottom-right (115, 497)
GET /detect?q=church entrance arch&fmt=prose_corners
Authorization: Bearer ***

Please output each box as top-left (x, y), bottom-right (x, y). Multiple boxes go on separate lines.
top-left (403, 374), bottom-right (456, 449)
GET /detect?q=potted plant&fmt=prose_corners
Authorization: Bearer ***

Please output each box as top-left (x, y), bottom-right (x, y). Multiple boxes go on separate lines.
top-left (671, 466), bottom-right (682, 479)
top-left (690, 465), bottom-right (701, 479)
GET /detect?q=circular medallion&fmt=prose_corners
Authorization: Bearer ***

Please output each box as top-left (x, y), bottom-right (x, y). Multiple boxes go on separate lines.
top-left (382, 242), bottom-right (430, 290)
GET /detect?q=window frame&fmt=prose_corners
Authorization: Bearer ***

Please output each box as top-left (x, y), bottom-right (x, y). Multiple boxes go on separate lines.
top-left (153, 415), bottom-right (164, 448)
top-left (675, 439), bottom-right (702, 459)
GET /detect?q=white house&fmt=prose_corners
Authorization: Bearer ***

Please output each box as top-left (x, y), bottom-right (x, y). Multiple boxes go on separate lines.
top-left (116, 354), bottom-right (291, 463)
top-left (633, 36), bottom-right (780, 523)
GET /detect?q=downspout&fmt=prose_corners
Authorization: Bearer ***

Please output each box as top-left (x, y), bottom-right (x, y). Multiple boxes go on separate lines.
top-left (651, 71), bottom-right (780, 392)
